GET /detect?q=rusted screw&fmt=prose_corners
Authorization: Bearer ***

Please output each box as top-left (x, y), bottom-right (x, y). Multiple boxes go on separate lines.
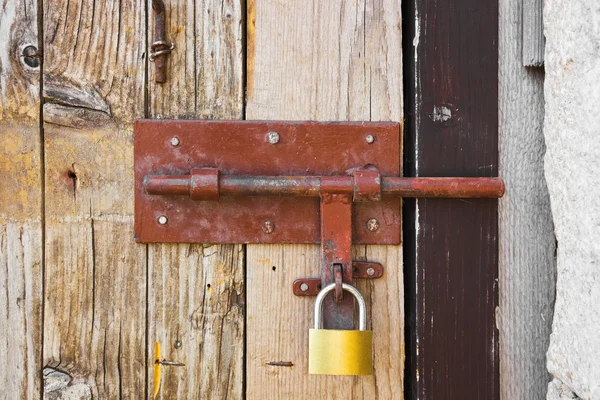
top-left (156, 359), bottom-right (185, 366)
top-left (22, 45), bottom-right (40, 68)
top-left (366, 218), bottom-right (379, 232)
top-left (300, 283), bottom-right (309, 292)
top-left (366, 267), bottom-right (375, 276)
top-left (157, 215), bottom-right (168, 225)
top-left (170, 136), bottom-right (180, 146)
top-left (262, 220), bottom-right (275, 234)
top-left (365, 134), bottom-right (375, 144)
top-left (174, 340), bottom-right (182, 349)
top-left (267, 131), bottom-right (280, 144)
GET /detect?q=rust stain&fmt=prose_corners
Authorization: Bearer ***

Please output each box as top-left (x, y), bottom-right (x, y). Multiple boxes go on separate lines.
top-left (246, 0), bottom-right (256, 101)
top-left (266, 361), bottom-right (294, 367)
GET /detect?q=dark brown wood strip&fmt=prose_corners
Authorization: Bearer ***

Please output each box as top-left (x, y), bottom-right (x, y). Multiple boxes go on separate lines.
top-left (403, 0), bottom-right (499, 398)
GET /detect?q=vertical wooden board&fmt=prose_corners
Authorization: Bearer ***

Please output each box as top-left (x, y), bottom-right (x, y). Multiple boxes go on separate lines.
top-left (499, 0), bottom-right (555, 397)
top-left (146, 0), bottom-right (245, 398)
top-left (246, 0), bottom-right (403, 398)
top-left (522, 0), bottom-right (545, 67)
top-left (0, 0), bottom-right (42, 398)
top-left (247, 246), bottom-right (404, 399)
top-left (148, 244), bottom-right (244, 398)
top-left (42, 0), bottom-right (147, 397)
top-left (404, 0), bottom-right (499, 398)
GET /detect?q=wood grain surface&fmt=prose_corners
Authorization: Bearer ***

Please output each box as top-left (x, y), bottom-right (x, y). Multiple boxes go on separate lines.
top-left (42, 0), bottom-right (147, 397)
top-left (2, 0), bottom-right (405, 398)
top-left (245, 0), bottom-right (404, 398)
top-left (0, 0), bottom-right (42, 399)
top-left (146, 0), bottom-right (245, 398)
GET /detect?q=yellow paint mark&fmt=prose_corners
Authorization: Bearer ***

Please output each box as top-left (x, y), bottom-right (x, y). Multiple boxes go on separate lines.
top-left (401, 343), bottom-right (405, 362)
top-left (246, 0), bottom-right (256, 102)
top-left (153, 342), bottom-right (161, 398)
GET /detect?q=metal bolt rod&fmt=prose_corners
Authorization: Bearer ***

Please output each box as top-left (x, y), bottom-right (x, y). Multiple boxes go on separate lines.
top-left (145, 173), bottom-right (505, 199)
top-left (380, 177), bottom-right (505, 198)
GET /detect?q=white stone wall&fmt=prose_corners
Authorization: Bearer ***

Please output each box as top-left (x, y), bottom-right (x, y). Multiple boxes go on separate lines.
top-left (544, 1), bottom-right (600, 399)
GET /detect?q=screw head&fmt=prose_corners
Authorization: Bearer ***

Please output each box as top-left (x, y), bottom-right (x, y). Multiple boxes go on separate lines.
top-left (365, 134), bottom-right (375, 144)
top-left (266, 131), bottom-right (280, 144)
top-left (157, 215), bottom-right (168, 225)
top-left (300, 283), bottom-right (309, 292)
top-left (174, 340), bottom-right (182, 349)
top-left (262, 220), bottom-right (275, 234)
top-left (170, 136), bottom-right (180, 146)
top-left (366, 218), bottom-right (380, 232)
top-left (366, 267), bottom-right (376, 276)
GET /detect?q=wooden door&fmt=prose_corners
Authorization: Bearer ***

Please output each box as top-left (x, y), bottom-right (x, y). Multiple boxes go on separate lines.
top-left (1, 0), bottom-right (403, 399)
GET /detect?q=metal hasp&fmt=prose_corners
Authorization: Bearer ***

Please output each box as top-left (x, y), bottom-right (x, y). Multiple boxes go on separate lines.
top-left (134, 120), bottom-right (403, 244)
top-left (134, 119), bottom-right (505, 329)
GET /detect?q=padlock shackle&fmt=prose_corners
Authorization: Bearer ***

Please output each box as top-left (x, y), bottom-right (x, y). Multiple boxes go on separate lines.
top-left (314, 283), bottom-right (366, 331)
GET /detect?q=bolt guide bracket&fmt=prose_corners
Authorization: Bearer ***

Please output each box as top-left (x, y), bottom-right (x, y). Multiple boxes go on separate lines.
top-left (134, 120), bottom-right (504, 373)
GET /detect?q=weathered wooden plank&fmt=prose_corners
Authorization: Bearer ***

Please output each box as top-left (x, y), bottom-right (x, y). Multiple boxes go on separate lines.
top-left (146, 0), bottom-right (245, 398)
top-left (0, 0), bottom-right (42, 398)
top-left (404, 0), bottom-right (499, 398)
top-left (245, 0), bottom-right (403, 397)
top-left (42, 0), bottom-right (147, 397)
top-left (499, 0), bottom-right (555, 397)
top-left (522, 0), bottom-right (545, 67)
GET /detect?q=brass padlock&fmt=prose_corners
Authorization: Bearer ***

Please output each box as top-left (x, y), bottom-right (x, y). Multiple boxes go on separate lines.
top-left (308, 282), bottom-right (373, 375)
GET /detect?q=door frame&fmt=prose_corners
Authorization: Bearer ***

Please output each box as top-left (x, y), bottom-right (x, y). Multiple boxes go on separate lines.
top-left (403, 1), bottom-right (500, 398)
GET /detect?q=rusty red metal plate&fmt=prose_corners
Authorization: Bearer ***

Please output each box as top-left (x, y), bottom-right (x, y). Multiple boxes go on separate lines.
top-left (134, 120), bottom-right (401, 244)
